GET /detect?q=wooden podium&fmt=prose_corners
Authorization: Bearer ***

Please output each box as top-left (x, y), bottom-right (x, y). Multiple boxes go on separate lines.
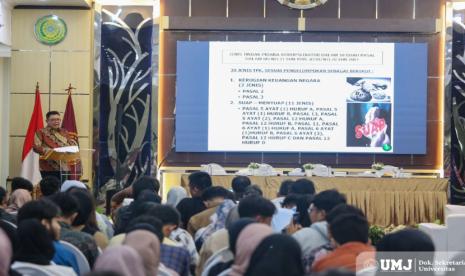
top-left (41, 147), bottom-right (84, 182)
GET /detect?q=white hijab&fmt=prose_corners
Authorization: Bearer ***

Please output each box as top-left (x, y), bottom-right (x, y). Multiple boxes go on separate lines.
top-left (166, 187), bottom-right (188, 207)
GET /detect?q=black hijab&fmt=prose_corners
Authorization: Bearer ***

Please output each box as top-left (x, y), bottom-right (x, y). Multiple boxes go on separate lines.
top-left (245, 234), bottom-right (304, 276)
top-left (228, 218), bottom-right (256, 255)
top-left (14, 219), bottom-right (55, 265)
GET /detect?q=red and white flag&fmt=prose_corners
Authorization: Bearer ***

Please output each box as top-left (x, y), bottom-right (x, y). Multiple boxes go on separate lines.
top-left (21, 83), bottom-right (44, 184)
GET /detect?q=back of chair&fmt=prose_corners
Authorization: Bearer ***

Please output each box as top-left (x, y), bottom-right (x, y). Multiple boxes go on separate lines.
top-left (11, 262), bottom-right (52, 276)
top-left (202, 248), bottom-right (233, 276)
top-left (59, 240), bottom-right (90, 275)
top-left (445, 204), bottom-right (465, 221)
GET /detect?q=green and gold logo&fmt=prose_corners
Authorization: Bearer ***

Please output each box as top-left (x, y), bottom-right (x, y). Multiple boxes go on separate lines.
top-left (276, 0), bottom-right (328, 9)
top-left (34, 15), bottom-right (67, 45)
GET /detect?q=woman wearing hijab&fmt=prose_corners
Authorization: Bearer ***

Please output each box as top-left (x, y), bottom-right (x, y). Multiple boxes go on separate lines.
top-left (166, 187), bottom-right (188, 207)
top-left (6, 189), bottom-right (32, 214)
top-left (245, 234), bottom-right (304, 276)
top-left (11, 219), bottom-right (76, 276)
top-left (124, 229), bottom-right (178, 276)
top-left (229, 223), bottom-right (273, 276)
top-left (207, 218), bottom-right (256, 276)
top-left (94, 245), bottom-right (145, 276)
top-left (0, 229), bottom-right (12, 276)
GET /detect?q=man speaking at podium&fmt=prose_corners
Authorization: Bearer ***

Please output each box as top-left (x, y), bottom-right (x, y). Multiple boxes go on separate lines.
top-left (33, 111), bottom-right (78, 180)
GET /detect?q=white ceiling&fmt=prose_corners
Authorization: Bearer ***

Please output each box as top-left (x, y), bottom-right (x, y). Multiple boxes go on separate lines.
top-left (7, 0), bottom-right (92, 7)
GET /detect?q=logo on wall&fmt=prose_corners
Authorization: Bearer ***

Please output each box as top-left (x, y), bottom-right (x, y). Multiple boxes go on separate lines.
top-left (276, 0), bottom-right (328, 9)
top-left (34, 15), bottom-right (67, 45)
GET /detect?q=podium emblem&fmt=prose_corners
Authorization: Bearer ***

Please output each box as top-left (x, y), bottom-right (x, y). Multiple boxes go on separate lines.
top-left (276, 0), bottom-right (328, 9)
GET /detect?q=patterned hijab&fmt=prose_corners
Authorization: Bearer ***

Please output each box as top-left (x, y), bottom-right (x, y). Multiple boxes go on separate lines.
top-left (229, 223), bottom-right (273, 276)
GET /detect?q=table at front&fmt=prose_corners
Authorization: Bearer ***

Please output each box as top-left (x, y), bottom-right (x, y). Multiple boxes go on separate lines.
top-left (180, 175), bottom-right (449, 227)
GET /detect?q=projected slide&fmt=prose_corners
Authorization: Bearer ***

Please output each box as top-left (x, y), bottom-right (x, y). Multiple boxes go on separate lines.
top-left (176, 42), bottom-right (427, 154)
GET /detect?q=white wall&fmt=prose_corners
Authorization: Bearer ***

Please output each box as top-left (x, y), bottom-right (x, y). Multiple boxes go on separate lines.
top-left (0, 57), bottom-right (10, 187)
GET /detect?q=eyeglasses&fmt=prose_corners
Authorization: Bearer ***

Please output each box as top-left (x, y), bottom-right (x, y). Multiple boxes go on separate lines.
top-left (308, 206), bottom-right (318, 213)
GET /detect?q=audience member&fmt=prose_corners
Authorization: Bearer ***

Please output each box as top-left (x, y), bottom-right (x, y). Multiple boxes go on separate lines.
top-left (271, 179), bottom-right (294, 207)
top-left (10, 177), bottom-right (33, 193)
top-left (49, 192), bottom-right (99, 267)
top-left (114, 176), bottom-right (160, 234)
top-left (195, 199), bottom-right (236, 249)
top-left (11, 219), bottom-right (77, 276)
top-left (231, 176), bottom-right (251, 201)
top-left (111, 176), bottom-right (161, 214)
top-left (245, 234), bottom-right (304, 276)
top-left (0, 229), bottom-right (12, 276)
top-left (198, 196), bottom-right (276, 275)
top-left (6, 189), bottom-right (32, 215)
top-left (108, 214), bottom-right (164, 247)
top-left (60, 180), bottom-right (87, 192)
top-left (238, 195), bottom-right (276, 225)
top-left (17, 199), bottom-right (80, 274)
top-left (376, 228), bottom-right (435, 252)
top-left (281, 194), bottom-right (300, 209)
top-left (149, 205), bottom-right (191, 276)
top-left (39, 176), bottom-right (61, 197)
top-left (188, 186), bottom-right (234, 236)
top-left (292, 190), bottom-right (346, 259)
top-left (70, 189), bottom-right (109, 249)
top-left (289, 178), bottom-right (315, 195)
top-left (0, 187), bottom-right (16, 224)
top-left (177, 172), bottom-right (212, 228)
top-left (166, 186), bottom-right (188, 207)
top-left (228, 223), bottom-right (273, 276)
top-left (376, 228), bottom-right (435, 276)
top-left (243, 184), bottom-right (263, 197)
top-left (93, 246), bottom-right (145, 276)
top-left (123, 230), bottom-right (175, 276)
top-left (312, 204), bottom-right (374, 273)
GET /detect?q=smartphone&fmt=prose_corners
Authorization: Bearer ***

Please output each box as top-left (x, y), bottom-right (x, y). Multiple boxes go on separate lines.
top-left (292, 212), bottom-right (300, 224)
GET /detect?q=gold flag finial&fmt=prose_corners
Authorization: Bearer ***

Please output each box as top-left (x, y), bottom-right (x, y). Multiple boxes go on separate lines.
top-left (65, 83), bottom-right (76, 95)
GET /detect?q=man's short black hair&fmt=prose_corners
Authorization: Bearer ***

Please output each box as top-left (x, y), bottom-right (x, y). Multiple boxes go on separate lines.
top-left (145, 204), bottom-right (181, 227)
top-left (201, 186), bottom-right (234, 201)
top-left (188, 172), bottom-right (212, 192)
top-left (312, 189), bottom-right (347, 214)
top-left (289, 178), bottom-right (315, 195)
top-left (126, 215), bottom-right (164, 242)
top-left (17, 199), bottom-right (60, 223)
top-left (327, 204), bottom-right (369, 245)
top-left (231, 176), bottom-right (251, 200)
top-left (70, 189), bottom-right (95, 227)
top-left (49, 192), bottom-right (79, 218)
top-left (11, 177), bottom-right (33, 192)
top-left (326, 204), bottom-right (365, 224)
top-left (281, 194), bottom-right (299, 208)
top-left (278, 180), bottom-right (294, 197)
top-left (46, 111), bottom-right (60, 120)
top-left (132, 176), bottom-right (160, 200)
top-left (238, 195), bottom-right (276, 218)
top-left (39, 176), bottom-right (61, 197)
top-left (244, 185), bottom-right (263, 197)
top-left (0, 187), bottom-right (6, 204)
top-left (376, 228), bottom-right (434, 252)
